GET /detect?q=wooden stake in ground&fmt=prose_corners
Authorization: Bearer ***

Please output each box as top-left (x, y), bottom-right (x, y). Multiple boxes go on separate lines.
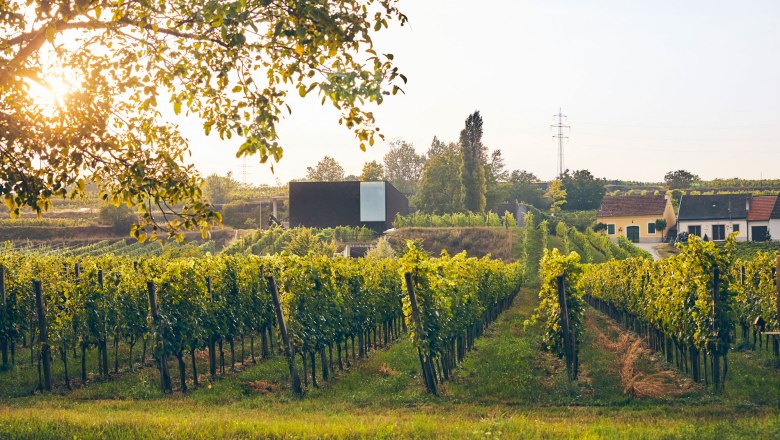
top-left (147, 281), bottom-right (172, 393)
top-left (557, 275), bottom-right (577, 381)
top-left (774, 256), bottom-right (780, 357)
top-left (34, 280), bottom-right (51, 391)
top-left (266, 275), bottom-right (302, 395)
top-left (405, 272), bottom-right (437, 394)
top-left (1, 266), bottom-right (7, 368)
top-left (207, 276), bottom-right (217, 379)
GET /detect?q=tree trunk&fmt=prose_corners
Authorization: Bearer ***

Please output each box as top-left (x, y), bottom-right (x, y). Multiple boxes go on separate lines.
top-left (229, 338), bottom-right (236, 371)
top-left (81, 345), bottom-right (87, 384)
top-left (320, 347), bottom-right (329, 381)
top-left (219, 339), bottom-right (225, 374)
top-left (177, 351), bottom-right (187, 393)
top-left (261, 326), bottom-right (269, 358)
top-left (190, 347), bottom-right (199, 387)
top-left (60, 344), bottom-right (70, 390)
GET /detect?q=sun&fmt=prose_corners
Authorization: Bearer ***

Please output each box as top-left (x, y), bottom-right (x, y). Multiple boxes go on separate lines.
top-left (23, 74), bottom-right (73, 114)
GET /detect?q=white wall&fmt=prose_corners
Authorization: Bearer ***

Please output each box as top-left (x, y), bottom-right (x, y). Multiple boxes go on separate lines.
top-left (677, 220), bottom-right (748, 241)
top-left (770, 219), bottom-right (780, 241)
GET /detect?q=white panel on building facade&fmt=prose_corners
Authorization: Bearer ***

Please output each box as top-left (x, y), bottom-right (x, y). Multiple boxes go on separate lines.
top-left (360, 182), bottom-right (386, 222)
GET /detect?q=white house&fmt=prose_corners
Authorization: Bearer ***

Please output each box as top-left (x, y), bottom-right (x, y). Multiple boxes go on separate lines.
top-left (677, 194), bottom-right (750, 242)
top-left (746, 195), bottom-right (777, 241)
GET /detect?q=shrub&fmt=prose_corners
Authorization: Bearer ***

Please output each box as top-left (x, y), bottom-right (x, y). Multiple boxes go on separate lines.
top-left (98, 204), bottom-right (136, 233)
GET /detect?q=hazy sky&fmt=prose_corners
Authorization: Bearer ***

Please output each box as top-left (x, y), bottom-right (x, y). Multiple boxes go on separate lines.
top-left (185, 0), bottom-right (780, 185)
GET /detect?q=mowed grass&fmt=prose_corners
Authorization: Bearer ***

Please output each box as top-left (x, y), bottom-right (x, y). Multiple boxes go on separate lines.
top-left (0, 290), bottom-right (778, 438)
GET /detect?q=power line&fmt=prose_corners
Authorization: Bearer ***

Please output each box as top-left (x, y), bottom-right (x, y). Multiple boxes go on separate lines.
top-left (551, 108), bottom-right (570, 178)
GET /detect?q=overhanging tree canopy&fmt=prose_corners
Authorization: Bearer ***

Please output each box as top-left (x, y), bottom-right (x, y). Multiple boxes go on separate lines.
top-left (1, 0), bottom-right (406, 239)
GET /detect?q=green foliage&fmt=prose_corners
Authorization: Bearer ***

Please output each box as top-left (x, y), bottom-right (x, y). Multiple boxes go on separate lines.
top-left (97, 205), bottom-right (137, 233)
top-left (393, 211), bottom-right (515, 228)
top-left (556, 210), bottom-right (597, 232)
top-left (365, 237), bottom-right (396, 259)
top-left (539, 220), bottom-right (549, 252)
top-left (529, 249), bottom-right (584, 357)
top-left (506, 170), bottom-right (546, 209)
top-left (414, 138), bottom-right (463, 214)
top-left (399, 242), bottom-right (523, 360)
top-left (560, 170), bottom-right (607, 211)
top-left (580, 235), bottom-right (737, 353)
top-left (731, 252), bottom-right (779, 333)
top-left (283, 228), bottom-right (336, 256)
top-left (360, 161), bottom-right (385, 181)
top-left (459, 111), bottom-right (487, 213)
top-left (204, 173), bottom-right (240, 206)
top-left (306, 156), bottom-right (346, 181)
top-left (616, 236), bottom-right (653, 259)
top-left (665, 170), bottom-right (700, 189)
top-left (655, 218), bottom-right (668, 233)
top-left (545, 180), bottom-right (567, 214)
top-left (221, 201), bottom-right (260, 229)
top-left (224, 226), bottom-right (376, 256)
top-left (1, 1), bottom-right (407, 239)
top-left (383, 139), bottom-right (425, 195)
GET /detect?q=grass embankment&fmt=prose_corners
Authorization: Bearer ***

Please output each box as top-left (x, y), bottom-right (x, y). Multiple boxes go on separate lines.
top-left (0, 290), bottom-right (778, 438)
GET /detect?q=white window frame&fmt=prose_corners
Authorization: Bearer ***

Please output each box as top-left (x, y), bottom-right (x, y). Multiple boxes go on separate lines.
top-left (607, 223), bottom-right (616, 235)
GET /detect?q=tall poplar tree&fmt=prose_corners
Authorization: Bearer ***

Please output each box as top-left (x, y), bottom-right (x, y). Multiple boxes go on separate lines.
top-left (459, 111), bottom-right (487, 212)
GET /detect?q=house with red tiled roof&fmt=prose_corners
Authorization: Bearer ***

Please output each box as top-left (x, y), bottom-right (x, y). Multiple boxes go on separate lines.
top-left (748, 195), bottom-right (778, 241)
top-left (596, 194), bottom-right (676, 243)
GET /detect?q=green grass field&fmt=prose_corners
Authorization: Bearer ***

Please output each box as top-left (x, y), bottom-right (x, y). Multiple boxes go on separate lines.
top-left (0, 290), bottom-right (778, 438)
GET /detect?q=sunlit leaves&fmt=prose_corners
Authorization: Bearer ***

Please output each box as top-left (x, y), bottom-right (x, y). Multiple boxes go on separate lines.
top-left (1, 1), bottom-right (407, 239)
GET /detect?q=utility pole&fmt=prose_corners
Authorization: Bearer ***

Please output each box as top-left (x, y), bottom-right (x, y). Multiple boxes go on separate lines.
top-left (551, 108), bottom-right (570, 178)
top-left (241, 157), bottom-right (249, 185)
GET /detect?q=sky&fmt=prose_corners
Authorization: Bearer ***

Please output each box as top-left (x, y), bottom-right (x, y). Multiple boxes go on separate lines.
top-left (184, 0), bottom-right (780, 186)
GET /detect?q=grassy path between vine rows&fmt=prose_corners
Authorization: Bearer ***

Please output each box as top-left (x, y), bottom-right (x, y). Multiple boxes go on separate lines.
top-left (0, 289), bottom-right (778, 438)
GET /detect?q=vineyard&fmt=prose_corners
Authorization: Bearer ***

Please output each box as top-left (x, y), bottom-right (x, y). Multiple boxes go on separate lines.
top-left (0, 227), bottom-right (777, 438)
top-left (537, 234), bottom-right (779, 392)
top-left (0, 242), bottom-right (521, 395)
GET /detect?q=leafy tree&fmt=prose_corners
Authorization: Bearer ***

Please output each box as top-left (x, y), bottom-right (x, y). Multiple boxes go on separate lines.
top-left (485, 150), bottom-right (509, 210)
top-left (98, 205), bottom-right (136, 233)
top-left (459, 111), bottom-right (487, 212)
top-left (664, 170), bottom-right (700, 189)
top-left (560, 169), bottom-right (606, 211)
top-left (414, 139), bottom-right (463, 214)
top-left (360, 161), bottom-right (385, 181)
top-left (655, 218), bottom-right (668, 234)
top-left (204, 173), bottom-right (239, 206)
top-left (545, 180), bottom-right (567, 214)
top-left (306, 156), bottom-right (345, 182)
top-left (507, 170), bottom-right (546, 209)
top-left (1, 0), bottom-right (407, 239)
top-left (383, 139), bottom-right (425, 195)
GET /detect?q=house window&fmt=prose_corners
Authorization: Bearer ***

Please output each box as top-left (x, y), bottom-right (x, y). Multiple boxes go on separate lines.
top-left (607, 224), bottom-right (616, 235)
top-left (648, 223), bottom-right (656, 234)
top-left (733, 224), bottom-right (740, 233)
top-left (688, 225), bottom-right (701, 236)
top-left (712, 225), bottom-right (725, 241)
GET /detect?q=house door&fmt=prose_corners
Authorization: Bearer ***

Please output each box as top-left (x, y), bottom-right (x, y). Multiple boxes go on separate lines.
top-left (626, 225), bottom-right (640, 243)
top-left (751, 226), bottom-right (769, 242)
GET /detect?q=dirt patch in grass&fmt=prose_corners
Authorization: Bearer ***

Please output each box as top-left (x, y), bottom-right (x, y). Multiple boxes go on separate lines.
top-left (243, 380), bottom-right (280, 394)
top-left (587, 312), bottom-right (695, 399)
top-left (376, 363), bottom-right (399, 376)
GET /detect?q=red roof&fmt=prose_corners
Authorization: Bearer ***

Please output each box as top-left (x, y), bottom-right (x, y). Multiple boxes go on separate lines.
top-left (597, 195), bottom-right (668, 218)
top-left (747, 196), bottom-right (777, 221)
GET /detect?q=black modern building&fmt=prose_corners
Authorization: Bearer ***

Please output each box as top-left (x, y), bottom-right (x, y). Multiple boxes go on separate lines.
top-left (289, 181), bottom-right (409, 232)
